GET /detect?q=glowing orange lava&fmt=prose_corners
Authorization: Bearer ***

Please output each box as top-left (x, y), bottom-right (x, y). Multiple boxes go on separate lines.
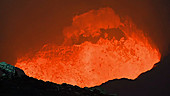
top-left (15, 7), bottom-right (161, 87)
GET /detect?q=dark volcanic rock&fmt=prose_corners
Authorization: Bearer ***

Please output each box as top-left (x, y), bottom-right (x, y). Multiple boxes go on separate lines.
top-left (0, 76), bottom-right (114, 96)
top-left (97, 54), bottom-right (170, 96)
top-left (15, 67), bottom-right (26, 77)
top-left (0, 62), bottom-right (114, 96)
top-left (0, 62), bottom-right (15, 78)
top-left (0, 62), bottom-right (25, 78)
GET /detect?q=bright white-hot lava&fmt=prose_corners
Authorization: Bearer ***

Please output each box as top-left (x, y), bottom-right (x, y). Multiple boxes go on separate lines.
top-left (16, 7), bottom-right (161, 87)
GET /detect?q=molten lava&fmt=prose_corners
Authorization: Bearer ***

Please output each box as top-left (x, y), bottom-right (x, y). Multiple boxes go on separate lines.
top-left (15, 7), bottom-right (160, 87)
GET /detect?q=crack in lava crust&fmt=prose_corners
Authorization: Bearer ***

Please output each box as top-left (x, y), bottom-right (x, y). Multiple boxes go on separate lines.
top-left (15, 7), bottom-right (161, 87)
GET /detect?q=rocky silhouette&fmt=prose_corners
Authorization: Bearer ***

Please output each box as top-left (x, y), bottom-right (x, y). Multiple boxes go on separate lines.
top-left (1, 54), bottom-right (169, 96)
top-left (0, 62), bottom-right (114, 96)
top-left (96, 54), bottom-right (170, 96)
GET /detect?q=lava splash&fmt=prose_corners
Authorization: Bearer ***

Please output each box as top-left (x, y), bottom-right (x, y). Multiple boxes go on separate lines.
top-left (15, 7), bottom-right (160, 87)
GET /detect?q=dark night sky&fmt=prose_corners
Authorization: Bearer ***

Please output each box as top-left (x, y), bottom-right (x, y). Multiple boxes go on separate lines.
top-left (0, 0), bottom-right (170, 65)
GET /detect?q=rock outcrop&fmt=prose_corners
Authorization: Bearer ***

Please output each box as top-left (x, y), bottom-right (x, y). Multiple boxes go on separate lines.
top-left (0, 62), bottom-right (25, 78)
top-left (0, 62), bottom-right (114, 96)
top-left (97, 54), bottom-right (170, 96)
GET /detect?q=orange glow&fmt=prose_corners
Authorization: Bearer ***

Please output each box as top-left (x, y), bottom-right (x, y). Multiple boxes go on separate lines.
top-left (15, 7), bottom-right (160, 87)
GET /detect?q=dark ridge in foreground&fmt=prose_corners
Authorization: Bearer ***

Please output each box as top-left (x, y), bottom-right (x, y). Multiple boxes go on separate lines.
top-left (95, 54), bottom-right (170, 96)
top-left (1, 54), bottom-right (170, 96)
top-left (0, 62), bottom-right (114, 96)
